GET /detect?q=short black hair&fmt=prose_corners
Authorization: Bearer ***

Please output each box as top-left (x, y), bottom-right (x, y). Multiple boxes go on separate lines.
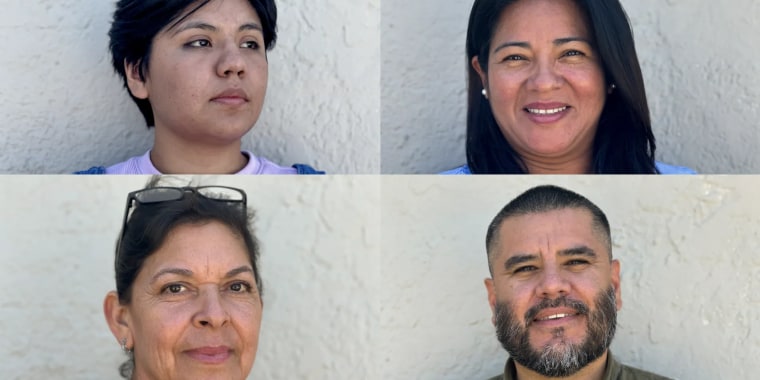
top-left (485, 185), bottom-right (611, 273)
top-left (109, 0), bottom-right (278, 127)
top-left (465, 0), bottom-right (658, 173)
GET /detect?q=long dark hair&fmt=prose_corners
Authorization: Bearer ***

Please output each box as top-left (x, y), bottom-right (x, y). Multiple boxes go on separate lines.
top-left (465, 0), bottom-right (658, 174)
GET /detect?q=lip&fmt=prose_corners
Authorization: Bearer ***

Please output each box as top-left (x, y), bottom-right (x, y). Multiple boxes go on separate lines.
top-left (211, 89), bottom-right (249, 106)
top-left (523, 102), bottom-right (571, 124)
top-left (184, 346), bottom-right (232, 364)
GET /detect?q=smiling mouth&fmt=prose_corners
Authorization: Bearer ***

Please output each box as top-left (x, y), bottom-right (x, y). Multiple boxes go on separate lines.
top-left (525, 106), bottom-right (569, 115)
top-left (536, 312), bottom-right (578, 322)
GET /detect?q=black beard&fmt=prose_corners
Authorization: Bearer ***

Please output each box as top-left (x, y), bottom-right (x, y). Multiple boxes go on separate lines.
top-left (494, 286), bottom-right (617, 377)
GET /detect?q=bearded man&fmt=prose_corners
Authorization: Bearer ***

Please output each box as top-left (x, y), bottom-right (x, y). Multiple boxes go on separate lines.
top-left (484, 185), bottom-right (670, 380)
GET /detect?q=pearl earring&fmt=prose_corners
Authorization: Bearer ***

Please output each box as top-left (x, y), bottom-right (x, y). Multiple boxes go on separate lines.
top-left (481, 89), bottom-right (488, 99)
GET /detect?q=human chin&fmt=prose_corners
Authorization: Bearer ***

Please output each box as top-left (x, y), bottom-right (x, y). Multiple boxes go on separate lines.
top-left (493, 287), bottom-right (617, 377)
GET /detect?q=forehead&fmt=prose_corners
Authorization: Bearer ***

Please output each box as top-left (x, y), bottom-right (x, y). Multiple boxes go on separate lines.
top-left (493, 0), bottom-right (591, 44)
top-left (493, 208), bottom-right (608, 259)
top-left (142, 221), bottom-right (251, 275)
top-left (172, 0), bottom-right (261, 28)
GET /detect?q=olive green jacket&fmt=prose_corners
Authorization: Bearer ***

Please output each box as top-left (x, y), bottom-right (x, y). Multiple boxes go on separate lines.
top-left (487, 352), bottom-right (672, 380)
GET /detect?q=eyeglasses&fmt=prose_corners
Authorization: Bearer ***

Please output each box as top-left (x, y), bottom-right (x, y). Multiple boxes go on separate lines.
top-left (118, 186), bottom-right (247, 254)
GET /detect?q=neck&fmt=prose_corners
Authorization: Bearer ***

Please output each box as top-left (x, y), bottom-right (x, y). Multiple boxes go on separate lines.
top-left (519, 148), bottom-right (593, 174)
top-left (513, 351), bottom-right (608, 380)
top-left (151, 129), bottom-right (248, 174)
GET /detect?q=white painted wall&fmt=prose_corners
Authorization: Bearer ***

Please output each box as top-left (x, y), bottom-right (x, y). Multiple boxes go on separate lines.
top-left (0, 0), bottom-right (380, 174)
top-left (1, 175), bottom-right (757, 379)
top-left (381, 0), bottom-right (760, 173)
top-left (380, 176), bottom-right (760, 379)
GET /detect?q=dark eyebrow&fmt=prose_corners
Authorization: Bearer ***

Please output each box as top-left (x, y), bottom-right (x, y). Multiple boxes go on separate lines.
top-left (503, 254), bottom-right (538, 272)
top-left (225, 266), bottom-right (254, 278)
top-left (492, 37), bottom-right (591, 54)
top-left (150, 266), bottom-right (254, 285)
top-left (554, 37), bottom-right (592, 46)
top-left (171, 21), bottom-right (263, 36)
top-left (493, 41), bottom-right (530, 54)
top-left (558, 246), bottom-right (598, 259)
top-left (151, 268), bottom-right (194, 284)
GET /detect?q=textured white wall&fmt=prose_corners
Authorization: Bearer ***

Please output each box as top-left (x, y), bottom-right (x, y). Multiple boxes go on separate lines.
top-left (0, 0), bottom-right (380, 174)
top-left (0, 176), bottom-right (381, 379)
top-left (380, 176), bottom-right (760, 379)
top-left (381, 0), bottom-right (760, 173)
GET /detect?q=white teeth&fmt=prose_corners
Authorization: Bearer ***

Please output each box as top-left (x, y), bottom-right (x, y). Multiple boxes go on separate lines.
top-left (542, 313), bottom-right (569, 320)
top-left (526, 106), bottom-right (568, 115)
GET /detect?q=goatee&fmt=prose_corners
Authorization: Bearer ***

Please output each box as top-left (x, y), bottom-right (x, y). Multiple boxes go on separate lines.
top-left (494, 286), bottom-right (617, 377)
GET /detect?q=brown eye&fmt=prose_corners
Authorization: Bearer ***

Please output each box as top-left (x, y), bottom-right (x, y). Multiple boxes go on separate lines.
top-left (163, 284), bottom-right (186, 294)
top-left (240, 40), bottom-right (260, 50)
top-left (514, 265), bottom-right (537, 274)
top-left (229, 281), bottom-right (252, 293)
top-left (187, 39), bottom-right (211, 48)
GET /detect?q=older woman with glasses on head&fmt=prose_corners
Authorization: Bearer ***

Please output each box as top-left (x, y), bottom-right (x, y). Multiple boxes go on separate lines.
top-left (78, 0), bottom-right (322, 175)
top-left (443, 0), bottom-right (694, 174)
top-left (103, 180), bottom-right (263, 379)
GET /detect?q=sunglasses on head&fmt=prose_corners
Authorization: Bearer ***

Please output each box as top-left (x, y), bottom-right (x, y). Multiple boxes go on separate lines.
top-left (118, 186), bottom-right (247, 255)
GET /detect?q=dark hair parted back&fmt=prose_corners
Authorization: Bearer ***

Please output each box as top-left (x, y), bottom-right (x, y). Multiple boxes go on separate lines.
top-left (465, 0), bottom-right (658, 174)
top-left (114, 182), bottom-right (262, 305)
top-left (485, 185), bottom-right (611, 273)
top-left (109, 0), bottom-right (278, 127)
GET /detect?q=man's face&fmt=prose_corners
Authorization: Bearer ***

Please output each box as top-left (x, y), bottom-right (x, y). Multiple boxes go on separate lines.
top-left (485, 208), bottom-right (621, 377)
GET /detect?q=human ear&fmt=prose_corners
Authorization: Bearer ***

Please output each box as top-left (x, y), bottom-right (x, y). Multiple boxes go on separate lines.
top-left (484, 278), bottom-right (497, 325)
top-left (103, 291), bottom-right (134, 350)
top-left (125, 59), bottom-right (149, 100)
top-left (610, 259), bottom-right (622, 310)
top-left (472, 56), bottom-right (488, 95)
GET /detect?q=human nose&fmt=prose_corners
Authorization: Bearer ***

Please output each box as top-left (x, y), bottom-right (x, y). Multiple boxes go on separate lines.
top-left (526, 58), bottom-right (561, 92)
top-left (193, 287), bottom-right (230, 328)
top-left (216, 42), bottom-right (246, 78)
top-left (534, 266), bottom-right (570, 299)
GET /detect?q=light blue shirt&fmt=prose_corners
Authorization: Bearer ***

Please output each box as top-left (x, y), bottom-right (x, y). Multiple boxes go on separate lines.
top-left (440, 162), bottom-right (696, 174)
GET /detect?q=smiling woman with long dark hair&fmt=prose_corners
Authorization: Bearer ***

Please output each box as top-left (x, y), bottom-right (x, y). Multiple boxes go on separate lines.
top-left (77, 0), bottom-right (322, 174)
top-left (443, 0), bottom-right (694, 174)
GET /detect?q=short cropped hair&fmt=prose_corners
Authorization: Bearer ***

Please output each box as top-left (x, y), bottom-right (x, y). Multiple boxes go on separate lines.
top-left (109, 0), bottom-right (278, 127)
top-left (485, 185), bottom-right (612, 272)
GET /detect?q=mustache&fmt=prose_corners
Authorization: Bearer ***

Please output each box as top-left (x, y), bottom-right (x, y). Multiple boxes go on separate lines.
top-left (524, 296), bottom-right (590, 325)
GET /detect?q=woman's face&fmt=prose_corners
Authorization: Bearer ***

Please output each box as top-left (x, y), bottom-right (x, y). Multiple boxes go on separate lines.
top-left (474, 0), bottom-right (606, 171)
top-left (127, 0), bottom-right (268, 146)
top-left (123, 221), bottom-right (261, 380)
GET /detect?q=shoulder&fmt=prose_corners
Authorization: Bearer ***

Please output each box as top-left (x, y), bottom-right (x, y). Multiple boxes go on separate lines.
top-left (292, 163), bottom-right (325, 175)
top-left (609, 354), bottom-right (672, 380)
top-left (616, 363), bottom-right (673, 380)
top-left (73, 166), bottom-right (106, 175)
top-left (655, 161), bottom-right (696, 174)
top-left (440, 164), bottom-right (472, 175)
top-left (242, 152), bottom-right (324, 174)
top-left (75, 151), bottom-right (153, 175)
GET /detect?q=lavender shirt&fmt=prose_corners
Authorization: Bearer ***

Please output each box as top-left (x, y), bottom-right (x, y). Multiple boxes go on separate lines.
top-left (105, 150), bottom-right (297, 174)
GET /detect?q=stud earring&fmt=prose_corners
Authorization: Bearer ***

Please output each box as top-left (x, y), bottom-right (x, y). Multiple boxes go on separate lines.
top-left (608, 83), bottom-right (616, 94)
top-left (481, 89), bottom-right (488, 99)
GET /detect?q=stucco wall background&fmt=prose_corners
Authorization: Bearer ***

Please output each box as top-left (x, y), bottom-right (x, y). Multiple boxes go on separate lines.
top-left (0, 175), bottom-right (381, 379)
top-left (381, 0), bottom-right (760, 174)
top-left (0, 0), bottom-right (380, 174)
top-left (380, 176), bottom-right (759, 379)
